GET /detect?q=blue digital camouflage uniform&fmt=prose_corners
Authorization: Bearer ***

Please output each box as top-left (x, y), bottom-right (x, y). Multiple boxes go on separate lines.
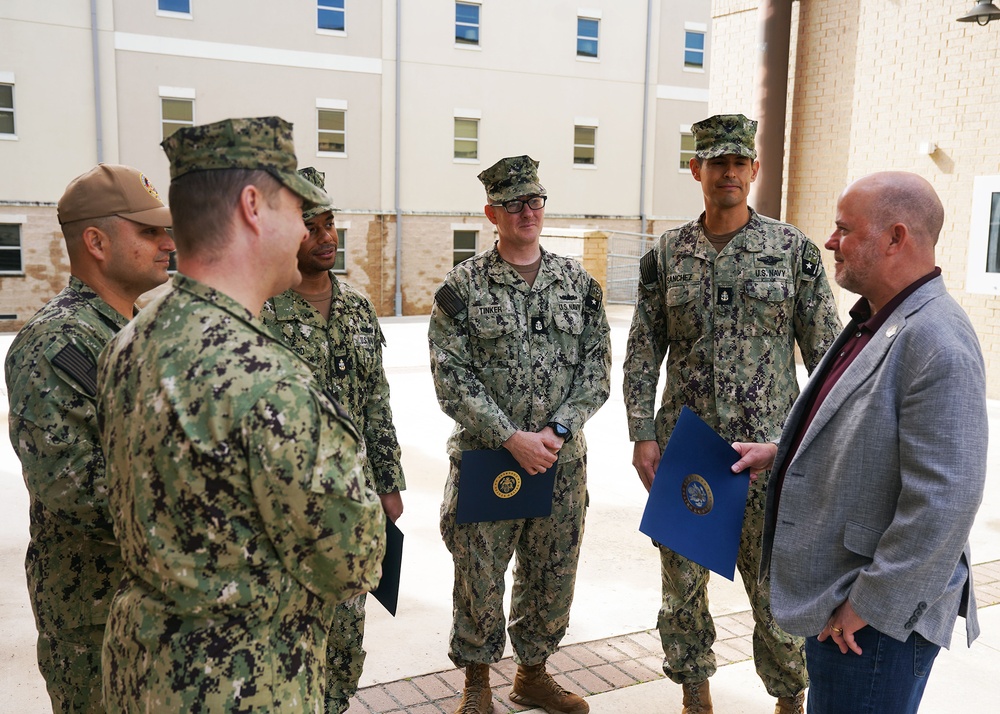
top-left (97, 274), bottom-right (386, 713)
top-left (262, 272), bottom-right (405, 714)
top-left (623, 210), bottom-right (841, 698)
top-left (429, 244), bottom-right (611, 667)
top-left (5, 276), bottom-right (129, 714)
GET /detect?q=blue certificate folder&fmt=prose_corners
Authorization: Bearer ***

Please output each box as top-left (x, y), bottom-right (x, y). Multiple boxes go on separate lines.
top-left (371, 518), bottom-right (403, 616)
top-left (456, 449), bottom-right (557, 524)
top-left (639, 407), bottom-right (751, 581)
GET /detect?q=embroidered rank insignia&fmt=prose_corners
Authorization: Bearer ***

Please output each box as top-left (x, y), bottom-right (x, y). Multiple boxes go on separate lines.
top-left (531, 316), bottom-right (546, 334)
top-left (716, 286), bottom-right (734, 305)
top-left (333, 352), bottom-right (350, 376)
top-left (585, 278), bottom-right (603, 313)
top-left (802, 242), bottom-right (821, 278)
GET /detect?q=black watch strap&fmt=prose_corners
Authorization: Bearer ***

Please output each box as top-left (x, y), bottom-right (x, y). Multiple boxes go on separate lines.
top-left (547, 421), bottom-right (571, 441)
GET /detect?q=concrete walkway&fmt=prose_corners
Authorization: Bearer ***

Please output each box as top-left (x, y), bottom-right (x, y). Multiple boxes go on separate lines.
top-left (2, 304), bottom-right (998, 712)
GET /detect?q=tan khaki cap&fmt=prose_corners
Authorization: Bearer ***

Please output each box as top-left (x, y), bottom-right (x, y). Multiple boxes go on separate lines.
top-left (57, 163), bottom-right (172, 227)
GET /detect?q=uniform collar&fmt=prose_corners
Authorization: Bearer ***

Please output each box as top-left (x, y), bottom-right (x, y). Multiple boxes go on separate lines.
top-left (68, 275), bottom-right (132, 329)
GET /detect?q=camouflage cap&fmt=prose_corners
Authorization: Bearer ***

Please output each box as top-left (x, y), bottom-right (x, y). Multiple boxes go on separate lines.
top-left (160, 116), bottom-right (327, 208)
top-left (477, 155), bottom-right (546, 204)
top-left (298, 167), bottom-right (339, 221)
top-left (57, 163), bottom-right (172, 227)
top-left (692, 114), bottom-right (758, 160)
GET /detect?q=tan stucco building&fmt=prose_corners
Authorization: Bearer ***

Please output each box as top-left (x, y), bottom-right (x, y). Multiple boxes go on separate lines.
top-left (0, 0), bottom-right (712, 325)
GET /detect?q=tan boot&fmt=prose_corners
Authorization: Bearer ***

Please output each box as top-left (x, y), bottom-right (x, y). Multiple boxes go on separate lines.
top-left (775, 692), bottom-right (805, 714)
top-left (509, 662), bottom-right (590, 714)
top-left (454, 663), bottom-right (493, 714)
top-left (681, 680), bottom-right (713, 714)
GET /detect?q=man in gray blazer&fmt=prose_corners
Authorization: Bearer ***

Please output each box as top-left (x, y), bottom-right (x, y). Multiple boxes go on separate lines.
top-left (732, 171), bottom-right (988, 714)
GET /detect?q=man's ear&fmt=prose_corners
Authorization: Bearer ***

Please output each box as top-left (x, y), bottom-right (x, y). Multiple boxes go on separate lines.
top-left (237, 184), bottom-right (264, 234)
top-left (484, 203), bottom-right (499, 225)
top-left (81, 226), bottom-right (108, 263)
top-left (885, 223), bottom-right (908, 253)
top-left (689, 157), bottom-right (701, 182)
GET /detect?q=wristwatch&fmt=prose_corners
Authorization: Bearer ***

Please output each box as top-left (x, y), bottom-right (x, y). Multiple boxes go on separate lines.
top-left (547, 422), bottom-right (571, 441)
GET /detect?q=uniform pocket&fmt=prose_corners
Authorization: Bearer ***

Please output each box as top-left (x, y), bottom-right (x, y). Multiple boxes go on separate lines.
top-left (665, 283), bottom-right (701, 341)
top-left (742, 279), bottom-right (791, 336)
top-left (469, 313), bottom-right (519, 367)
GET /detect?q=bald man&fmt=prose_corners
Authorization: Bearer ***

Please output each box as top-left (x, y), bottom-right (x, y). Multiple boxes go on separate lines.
top-left (733, 172), bottom-right (988, 714)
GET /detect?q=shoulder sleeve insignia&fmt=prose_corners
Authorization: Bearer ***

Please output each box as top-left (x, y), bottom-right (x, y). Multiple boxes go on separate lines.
top-left (639, 249), bottom-right (659, 286)
top-left (434, 283), bottom-right (466, 319)
top-left (801, 242), bottom-right (822, 279)
top-left (585, 278), bottom-right (603, 313)
top-left (50, 343), bottom-right (98, 397)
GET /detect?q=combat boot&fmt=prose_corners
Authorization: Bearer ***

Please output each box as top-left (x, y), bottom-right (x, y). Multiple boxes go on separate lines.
top-left (509, 661), bottom-right (589, 714)
top-left (455, 663), bottom-right (493, 714)
top-left (774, 692), bottom-right (805, 714)
top-left (681, 679), bottom-right (713, 714)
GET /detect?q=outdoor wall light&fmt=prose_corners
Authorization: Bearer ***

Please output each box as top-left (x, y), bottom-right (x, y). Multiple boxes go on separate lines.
top-left (957, 1), bottom-right (1000, 25)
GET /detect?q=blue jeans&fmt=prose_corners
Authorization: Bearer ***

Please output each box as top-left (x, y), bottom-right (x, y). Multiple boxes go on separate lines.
top-left (804, 626), bottom-right (941, 714)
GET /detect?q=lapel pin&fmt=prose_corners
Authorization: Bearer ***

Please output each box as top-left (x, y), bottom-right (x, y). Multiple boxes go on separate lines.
top-left (886, 324), bottom-right (898, 338)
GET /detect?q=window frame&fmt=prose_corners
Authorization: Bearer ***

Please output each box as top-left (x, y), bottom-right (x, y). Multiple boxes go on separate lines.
top-left (333, 223), bottom-right (348, 273)
top-left (455, 2), bottom-right (481, 47)
top-left (453, 110), bottom-right (481, 163)
top-left (684, 23), bottom-right (706, 71)
top-left (966, 175), bottom-right (1000, 296)
top-left (159, 87), bottom-right (195, 141)
top-left (156, 0), bottom-right (192, 19)
top-left (0, 74), bottom-right (16, 139)
top-left (0, 219), bottom-right (25, 276)
top-left (452, 227), bottom-right (480, 267)
top-left (317, 100), bottom-right (348, 157)
top-left (317, 0), bottom-right (346, 35)
top-left (679, 125), bottom-right (696, 172)
top-left (576, 13), bottom-right (600, 60)
top-left (573, 122), bottom-right (597, 167)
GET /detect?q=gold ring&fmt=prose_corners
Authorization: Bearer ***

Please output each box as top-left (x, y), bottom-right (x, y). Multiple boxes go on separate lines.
top-left (831, 627), bottom-right (843, 635)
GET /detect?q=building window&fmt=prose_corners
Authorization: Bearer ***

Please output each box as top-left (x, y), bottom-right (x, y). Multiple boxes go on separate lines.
top-left (161, 97), bottom-right (194, 140)
top-left (456, 2), bottom-right (480, 46)
top-left (577, 16), bottom-right (599, 59)
top-left (0, 82), bottom-right (14, 136)
top-left (454, 118), bottom-right (479, 160)
top-left (318, 0), bottom-right (345, 32)
top-left (0, 223), bottom-right (23, 274)
top-left (684, 30), bottom-right (705, 69)
top-left (334, 228), bottom-right (347, 272)
top-left (318, 108), bottom-right (346, 154)
top-left (965, 176), bottom-right (1000, 296)
top-left (574, 125), bottom-right (596, 165)
top-left (679, 129), bottom-right (696, 170)
top-left (454, 230), bottom-right (477, 267)
top-left (157, 0), bottom-right (191, 15)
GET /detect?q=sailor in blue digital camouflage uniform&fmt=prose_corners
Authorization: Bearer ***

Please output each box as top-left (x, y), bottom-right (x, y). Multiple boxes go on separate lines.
top-left (5, 163), bottom-right (174, 714)
top-left (623, 114), bottom-right (841, 714)
top-left (261, 167), bottom-right (406, 714)
top-left (429, 155), bottom-right (611, 714)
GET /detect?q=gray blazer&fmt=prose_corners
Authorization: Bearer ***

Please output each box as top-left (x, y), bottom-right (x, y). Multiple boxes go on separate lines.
top-left (759, 276), bottom-right (987, 649)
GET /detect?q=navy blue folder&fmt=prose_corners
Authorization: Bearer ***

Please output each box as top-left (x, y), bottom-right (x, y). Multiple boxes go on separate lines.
top-left (371, 518), bottom-right (403, 616)
top-left (456, 449), bottom-right (557, 524)
top-left (639, 406), bottom-right (751, 580)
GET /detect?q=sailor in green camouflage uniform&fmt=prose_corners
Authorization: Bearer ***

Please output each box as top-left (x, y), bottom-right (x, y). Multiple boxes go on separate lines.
top-left (429, 156), bottom-right (611, 714)
top-left (261, 167), bottom-right (405, 714)
top-left (97, 117), bottom-right (385, 713)
top-left (5, 164), bottom-right (174, 714)
top-left (623, 115), bottom-right (841, 714)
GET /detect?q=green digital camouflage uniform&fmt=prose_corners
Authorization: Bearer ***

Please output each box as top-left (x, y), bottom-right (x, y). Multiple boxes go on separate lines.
top-left (429, 244), bottom-right (611, 667)
top-left (623, 210), bottom-right (841, 698)
top-left (262, 273), bottom-right (405, 714)
top-left (97, 274), bottom-right (386, 713)
top-left (5, 276), bottom-right (129, 714)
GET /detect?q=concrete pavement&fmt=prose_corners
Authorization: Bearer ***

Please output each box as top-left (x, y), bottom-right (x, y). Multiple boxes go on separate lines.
top-left (2, 304), bottom-right (998, 712)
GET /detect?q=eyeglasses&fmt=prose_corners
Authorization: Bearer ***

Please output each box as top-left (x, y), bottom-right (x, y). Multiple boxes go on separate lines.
top-left (491, 195), bottom-right (547, 214)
